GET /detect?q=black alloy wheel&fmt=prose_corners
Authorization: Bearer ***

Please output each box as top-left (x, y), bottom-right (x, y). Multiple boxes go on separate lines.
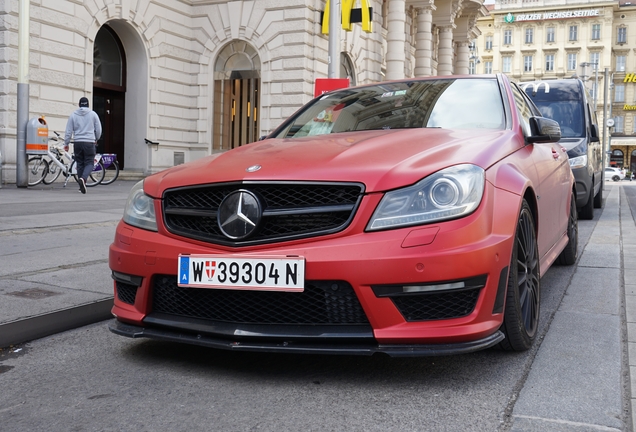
top-left (578, 186), bottom-right (594, 220)
top-left (499, 200), bottom-right (540, 351)
top-left (613, 175), bottom-right (620, 182)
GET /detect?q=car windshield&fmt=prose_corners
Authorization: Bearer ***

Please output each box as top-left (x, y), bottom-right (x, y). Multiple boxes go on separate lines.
top-left (273, 78), bottom-right (506, 139)
top-left (523, 83), bottom-right (585, 138)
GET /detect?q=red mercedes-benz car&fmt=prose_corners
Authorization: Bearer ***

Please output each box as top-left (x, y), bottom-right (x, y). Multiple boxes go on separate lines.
top-left (109, 74), bottom-right (577, 356)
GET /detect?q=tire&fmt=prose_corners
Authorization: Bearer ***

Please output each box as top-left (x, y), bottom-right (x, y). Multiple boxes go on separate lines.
top-left (499, 200), bottom-right (540, 351)
top-left (578, 186), bottom-right (594, 220)
top-left (557, 190), bottom-right (578, 265)
top-left (42, 158), bottom-right (63, 185)
top-left (87, 160), bottom-right (106, 186)
top-left (100, 160), bottom-right (119, 185)
top-left (612, 175), bottom-right (620, 182)
top-left (593, 179), bottom-right (603, 209)
top-left (27, 157), bottom-right (49, 186)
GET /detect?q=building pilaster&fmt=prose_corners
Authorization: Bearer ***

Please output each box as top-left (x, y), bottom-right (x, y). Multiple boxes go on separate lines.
top-left (386, 0), bottom-right (407, 80)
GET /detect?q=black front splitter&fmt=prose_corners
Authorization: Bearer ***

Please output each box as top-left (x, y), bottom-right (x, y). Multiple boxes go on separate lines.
top-left (109, 319), bottom-right (504, 357)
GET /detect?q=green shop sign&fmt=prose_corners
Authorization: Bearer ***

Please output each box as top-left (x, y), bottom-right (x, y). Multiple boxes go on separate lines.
top-left (504, 9), bottom-right (600, 23)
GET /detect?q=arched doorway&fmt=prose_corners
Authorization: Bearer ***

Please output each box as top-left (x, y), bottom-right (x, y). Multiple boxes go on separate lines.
top-left (213, 42), bottom-right (261, 150)
top-left (631, 149), bottom-right (636, 172)
top-left (93, 25), bottom-right (126, 168)
top-left (610, 149), bottom-right (624, 167)
top-left (341, 53), bottom-right (356, 86)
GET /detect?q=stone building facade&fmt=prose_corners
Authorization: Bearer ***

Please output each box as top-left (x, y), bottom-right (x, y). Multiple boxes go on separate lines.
top-left (0, 0), bottom-right (485, 183)
top-left (475, 0), bottom-right (636, 172)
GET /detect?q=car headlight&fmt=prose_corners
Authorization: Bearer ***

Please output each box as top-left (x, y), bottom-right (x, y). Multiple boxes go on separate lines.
top-left (569, 155), bottom-right (587, 169)
top-left (122, 180), bottom-right (158, 231)
top-left (367, 164), bottom-right (485, 231)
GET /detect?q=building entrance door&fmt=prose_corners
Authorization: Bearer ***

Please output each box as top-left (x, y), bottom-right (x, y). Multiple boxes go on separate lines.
top-left (93, 89), bottom-right (126, 168)
top-left (214, 71), bottom-right (260, 149)
top-left (93, 24), bottom-right (127, 168)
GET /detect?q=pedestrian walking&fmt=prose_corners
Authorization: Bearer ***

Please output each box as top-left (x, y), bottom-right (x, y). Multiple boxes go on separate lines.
top-left (64, 97), bottom-right (102, 194)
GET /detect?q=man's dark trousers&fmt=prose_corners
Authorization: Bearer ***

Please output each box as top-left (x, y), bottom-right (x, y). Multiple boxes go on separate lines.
top-left (74, 142), bottom-right (96, 182)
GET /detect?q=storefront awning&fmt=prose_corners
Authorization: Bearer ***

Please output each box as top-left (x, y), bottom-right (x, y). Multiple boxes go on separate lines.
top-left (610, 138), bottom-right (636, 147)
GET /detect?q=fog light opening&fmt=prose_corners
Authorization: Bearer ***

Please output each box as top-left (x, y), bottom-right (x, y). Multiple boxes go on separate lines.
top-left (403, 281), bottom-right (465, 293)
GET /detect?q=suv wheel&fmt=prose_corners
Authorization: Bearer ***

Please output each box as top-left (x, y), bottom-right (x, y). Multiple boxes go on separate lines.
top-left (579, 187), bottom-right (594, 220)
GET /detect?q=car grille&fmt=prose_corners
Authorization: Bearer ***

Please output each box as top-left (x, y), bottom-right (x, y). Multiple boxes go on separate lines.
top-left (116, 281), bottom-right (138, 305)
top-left (391, 288), bottom-right (482, 321)
top-left (162, 182), bottom-right (364, 246)
top-left (151, 275), bottom-right (370, 325)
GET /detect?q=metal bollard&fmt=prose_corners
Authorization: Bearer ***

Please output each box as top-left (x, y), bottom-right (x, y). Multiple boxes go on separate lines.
top-left (0, 149), bottom-right (3, 189)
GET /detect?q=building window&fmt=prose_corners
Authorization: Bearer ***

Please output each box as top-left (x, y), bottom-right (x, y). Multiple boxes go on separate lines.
top-left (545, 54), bottom-right (555, 71)
top-left (590, 52), bottom-right (600, 69)
top-left (546, 27), bottom-right (555, 43)
top-left (525, 28), bottom-right (533, 44)
top-left (486, 35), bottom-right (493, 50)
top-left (484, 61), bottom-right (493, 74)
top-left (591, 24), bottom-right (601, 40)
top-left (504, 29), bottom-right (512, 45)
top-left (469, 61), bottom-right (476, 74)
top-left (615, 116), bottom-right (624, 133)
top-left (524, 55), bottom-right (533, 72)
top-left (615, 84), bottom-right (625, 102)
top-left (616, 55), bottom-right (626, 72)
top-left (569, 26), bottom-right (578, 41)
top-left (503, 56), bottom-right (512, 73)
top-left (567, 53), bottom-right (577, 70)
top-left (618, 27), bottom-right (627, 44)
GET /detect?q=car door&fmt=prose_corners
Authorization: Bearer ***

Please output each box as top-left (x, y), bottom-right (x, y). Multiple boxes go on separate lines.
top-left (511, 84), bottom-right (569, 258)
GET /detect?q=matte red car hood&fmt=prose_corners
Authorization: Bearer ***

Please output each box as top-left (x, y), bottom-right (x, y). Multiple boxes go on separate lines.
top-left (144, 128), bottom-right (519, 198)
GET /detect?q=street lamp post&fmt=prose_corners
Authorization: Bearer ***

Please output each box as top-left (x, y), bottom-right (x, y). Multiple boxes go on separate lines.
top-left (579, 61), bottom-right (599, 108)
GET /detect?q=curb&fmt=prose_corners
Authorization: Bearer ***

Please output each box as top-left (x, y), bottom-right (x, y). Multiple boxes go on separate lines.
top-left (0, 298), bottom-right (114, 348)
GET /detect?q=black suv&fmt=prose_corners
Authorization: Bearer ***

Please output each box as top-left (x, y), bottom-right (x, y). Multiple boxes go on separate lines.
top-left (523, 79), bottom-right (603, 219)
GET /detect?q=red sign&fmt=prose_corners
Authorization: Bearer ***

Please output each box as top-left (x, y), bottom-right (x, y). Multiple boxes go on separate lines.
top-left (314, 78), bottom-right (350, 97)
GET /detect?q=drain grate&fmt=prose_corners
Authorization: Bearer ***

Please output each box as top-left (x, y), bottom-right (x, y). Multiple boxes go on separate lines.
top-left (6, 288), bottom-right (61, 299)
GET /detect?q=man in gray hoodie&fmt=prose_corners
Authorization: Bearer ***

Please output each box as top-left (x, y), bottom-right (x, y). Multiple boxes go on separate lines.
top-left (64, 97), bottom-right (102, 194)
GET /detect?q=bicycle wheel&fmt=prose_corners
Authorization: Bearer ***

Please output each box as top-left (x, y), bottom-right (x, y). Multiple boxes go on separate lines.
top-left (28, 156), bottom-right (49, 186)
top-left (42, 157), bottom-right (63, 185)
top-left (100, 160), bottom-right (120, 185)
top-left (87, 160), bottom-right (105, 186)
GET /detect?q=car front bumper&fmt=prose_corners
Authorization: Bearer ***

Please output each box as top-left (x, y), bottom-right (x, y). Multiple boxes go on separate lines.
top-left (109, 182), bottom-right (520, 355)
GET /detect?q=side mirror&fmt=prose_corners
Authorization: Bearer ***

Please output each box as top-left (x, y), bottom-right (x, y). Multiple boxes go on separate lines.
top-left (590, 124), bottom-right (600, 142)
top-left (528, 117), bottom-right (561, 143)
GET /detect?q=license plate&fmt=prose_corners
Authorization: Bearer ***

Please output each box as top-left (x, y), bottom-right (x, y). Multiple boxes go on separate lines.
top-left (178, 254), bottom-right (305, 291)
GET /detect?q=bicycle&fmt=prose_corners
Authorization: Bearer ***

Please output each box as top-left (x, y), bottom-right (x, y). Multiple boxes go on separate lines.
top-left (94, 153), bottom-right (120, 185)
top-left (27, 155), bottom-right (49, 186)
top-left (28, 132), bottom-right (105, 187)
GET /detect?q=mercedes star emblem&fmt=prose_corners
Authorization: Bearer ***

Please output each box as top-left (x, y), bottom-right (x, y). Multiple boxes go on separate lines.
top-left (246, 164), bottom-right (262, 172)
top-left (218, 190), bottom-right (262, 239)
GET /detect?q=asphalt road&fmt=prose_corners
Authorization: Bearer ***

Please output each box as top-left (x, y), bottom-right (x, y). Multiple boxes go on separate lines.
top-left (0, 181), bottom-right (628, 431)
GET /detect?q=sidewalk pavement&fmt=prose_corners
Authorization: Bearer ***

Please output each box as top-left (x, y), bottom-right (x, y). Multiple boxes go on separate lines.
top-left (510, 182), bottom-right (628, 431)
top-left (0, 179), bottom-right (139, 348)
top-left (1, 179), bottom-right (635, 429)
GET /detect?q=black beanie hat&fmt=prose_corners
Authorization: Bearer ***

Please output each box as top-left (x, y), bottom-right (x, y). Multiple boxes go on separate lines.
top-left (79, 97), bottom-right (89, 107)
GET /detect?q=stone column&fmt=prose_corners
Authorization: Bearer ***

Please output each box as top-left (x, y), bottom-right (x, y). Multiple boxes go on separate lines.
top-left (414, 7), bottom-right (434, 77)
top-left (455, 41), bottom-right (470, 75)
top-left (437, 25), bottom-right (454, 76)
top-left (386, 0), bottom-right (407, 80)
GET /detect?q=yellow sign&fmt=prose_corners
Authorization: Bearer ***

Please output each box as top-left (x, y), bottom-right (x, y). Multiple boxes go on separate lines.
top-left (624, 73), bottom-right (636, 83)
top-left (322, 0), bottom-right (372, 34)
